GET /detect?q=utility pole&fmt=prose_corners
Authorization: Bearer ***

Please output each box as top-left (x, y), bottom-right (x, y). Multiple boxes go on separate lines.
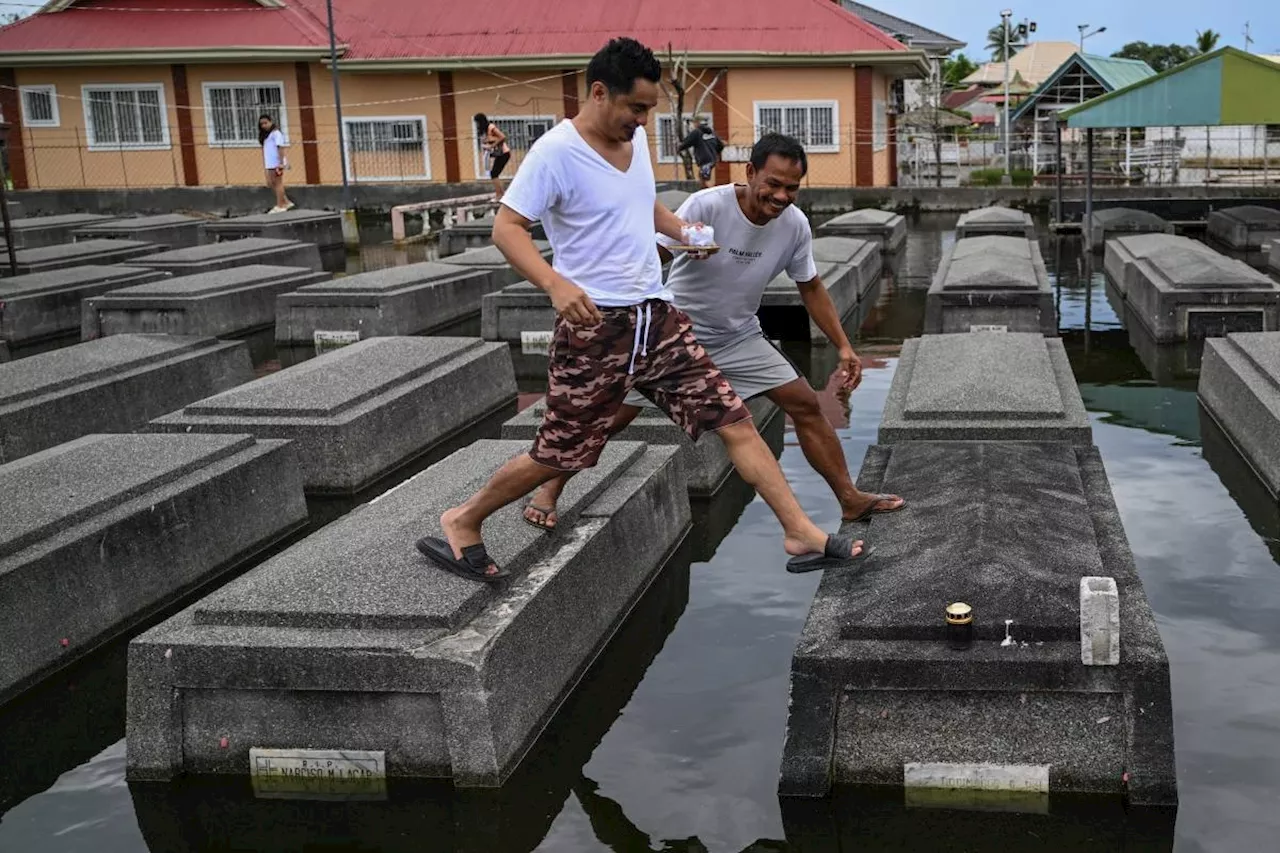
top-left (325, 0), bottom-right (358, 249)
top-left (1243, 21), bottom-right (1253, 52)
top-left (1002, 9), bottom-right (1012, 180)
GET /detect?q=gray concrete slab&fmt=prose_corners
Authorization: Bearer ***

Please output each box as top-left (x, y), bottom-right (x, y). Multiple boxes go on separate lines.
top-left (0, 239), bottom-right (163, 277)
top-left (1122, 237), bottom-right (1280, 343)
top-left (761, 251), bottom-right (867, 342)
top-left (151, 337), bottom-right (517, 494)
top-left (0, 214), bottom-right (119, 250)
top-left (0, 432), bottom-right (306, 702)
top-left (443, 240), bottom-right (550, 283)
top-left (73, 214), bottom-right (207, 250)
top-left (6, 200), bottom-right (23, 220)
top-left (815, 209), bottom-right (908, 252)
top-left (436, 215), bottom-right (544, 257)
top-left (502, 394), bottom-right (782, 496)
top-left (811, 234), bottom-right (882, 300)
top-left (134, 237), bottom-right (323, 276)
top-left (0, 265), bottom-right (169, 348)
top-left (880, 334), bottom-right (1091, 443)
top-left (925, 236), bottom-right (1055, 335)
top-left (0, 334), bottom-right (253, 463)
top-left (480, 281), bottom-right (555, 350)
top-left (1103, 233), bottom-right (1178, 297)
top-left (1199, 332), bottom-right (1280, 498)
top-left (781, 440), bottom-right (1175, 805)
top-left (125, 437), bottom-right (690, 785)
top-left (202, 209), bottom-right (343, 252)
top-left (1268, 238), bottom-right (1279, 279)
top-left (955, 206), bottom-right (1037, 239)
top-left (1084, 207), bottom-right (1174, 253)
top-left (1207, 205), bottom-right (1280, 251)
top-left (82, 265), bottom-right (330, 340)
top-left (657, 189), bottom-right (691, 211)
top-left (275, 260), bottom-right (503, 344)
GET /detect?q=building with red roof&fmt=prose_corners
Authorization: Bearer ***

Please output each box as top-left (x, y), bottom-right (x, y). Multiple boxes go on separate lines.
top-left (0, 0), bottom-right (928, 190)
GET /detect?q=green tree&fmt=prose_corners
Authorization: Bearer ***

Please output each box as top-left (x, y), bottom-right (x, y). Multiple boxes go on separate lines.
top-left (1111, 41), bottom-right (1195, 72)
top-left (941, 53), bottom-right (980, 87)
top-left (1194, 29), bottom-right (1221, 53)
top-left (986, 21), bottom-right (1025, 61)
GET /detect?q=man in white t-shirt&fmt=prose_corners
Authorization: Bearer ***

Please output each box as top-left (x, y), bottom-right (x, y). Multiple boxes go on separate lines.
top-left (524, 133), bottom-right (905, 530)
top-left (416, 38), bottom-right (865, 583)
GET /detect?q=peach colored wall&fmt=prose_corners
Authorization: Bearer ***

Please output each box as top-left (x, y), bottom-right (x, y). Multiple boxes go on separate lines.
top-left (451, 69), bottom-right (569, 181)
top-left (873, 72), bottom-right (892, 187)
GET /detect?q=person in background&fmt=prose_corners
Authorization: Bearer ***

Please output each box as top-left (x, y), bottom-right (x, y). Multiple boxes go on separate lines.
top-left (259, 114), bottom-right (293, 213)
top-left (679, 120), bottom-right (724, 188)
top-left (475, 112), bottom-right (511, 200)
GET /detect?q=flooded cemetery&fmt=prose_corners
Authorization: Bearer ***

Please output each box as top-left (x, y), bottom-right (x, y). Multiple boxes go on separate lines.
top-left (3, 198), bottom-right (1280, 853)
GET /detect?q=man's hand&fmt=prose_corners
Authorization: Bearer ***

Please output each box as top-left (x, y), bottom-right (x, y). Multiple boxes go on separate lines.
top-left (836, 346), bottom-right (862, 392)
top-left (548, 277), bottom-right (602, 325)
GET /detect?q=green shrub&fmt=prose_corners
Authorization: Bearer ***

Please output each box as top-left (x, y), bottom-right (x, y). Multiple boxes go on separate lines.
top-left (965, 168), bottom-right (1034, 187)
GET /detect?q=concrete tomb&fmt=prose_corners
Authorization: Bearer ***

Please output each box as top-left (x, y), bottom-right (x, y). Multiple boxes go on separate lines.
top-left (815, 209), bottom-right (908, 252)
top-left (880, 334), bottom-right (1090, 444)
top-left (436, 215), bottom-right (544, 257)
top-left (0, 334), bottom-right (252, 463)
top-left (0, 432), bottom-right (307, 702)
top-left (82, 265), bottom-right (330, 340)
top-left (0, 214), bottom-right (119, 250)
top-left (135, 237), bottom-right (323, 276)
top-left (1207, 205), bottom-right (1280, 251)
top-left (1118, 236), bottom-right (1279, 342)
top-left (440, 241), bottom-right (550, 291)
top-left (74, 214), bottom-right (207, 250)
top-left (0, 265), bottom-right (168, 348)
top-left (151, 337), bottom-right (517, 494)
top-left (1084, 207), bottom-right (1173, 253)
top-left (125, 438), bottom-right (690, 785)
top-left (275, 261), bottom-right (504, 345)
top-left (202, 209), bottom-right (344, 254)
top-left (762, 240), bottom-right (879, 340)
top-left (1268, 238), bottom-right (1279, 278)
top-left (955, 206), bottom-right (1037, 240)
top-left (1198, 331), bottom-right (1280, 498)
top-left (925, 236), bottom-right (1054, 335)
top-left (780, 440), bottom-right (1176, 805)
top-left (6, 200), bottom-right (23, 220)
top-left (502, 394), bottom-right (783, 497)
top-left (0, 239), bottom-right (162, 277)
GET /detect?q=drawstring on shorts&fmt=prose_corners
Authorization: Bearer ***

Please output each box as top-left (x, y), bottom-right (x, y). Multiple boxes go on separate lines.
top-left (627, 301), bottom-right (653, 375)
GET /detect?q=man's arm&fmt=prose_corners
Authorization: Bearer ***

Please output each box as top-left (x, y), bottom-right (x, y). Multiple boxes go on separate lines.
top-left (653, 201), bottom-right (687, 244)
top-left (796, 276), bottom-right (862, 390)
top-left (492, 205), bottom-right (600, 324)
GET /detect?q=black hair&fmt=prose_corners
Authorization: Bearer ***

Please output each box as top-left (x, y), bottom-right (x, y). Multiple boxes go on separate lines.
top-left (258, 113), bottom-right (275, 146)
top-left (585, 37), bottom-right (661, 96)
top-left (473, 112), bottom-right (489, 137)
top-left (750, 133), bottom-right (808, 176)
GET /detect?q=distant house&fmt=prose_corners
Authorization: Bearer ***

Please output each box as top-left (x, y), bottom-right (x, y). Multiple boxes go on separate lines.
top-left (0, 0), bottom-right (928, 191)
top-left (963, 42), bottom-right (1079, 89)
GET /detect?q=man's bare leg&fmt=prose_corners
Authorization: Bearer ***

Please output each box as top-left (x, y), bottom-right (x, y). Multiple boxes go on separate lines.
top-left (766, 378), bottom-right (903, 521)
top-left (524, 404), bottom-right (643, 529)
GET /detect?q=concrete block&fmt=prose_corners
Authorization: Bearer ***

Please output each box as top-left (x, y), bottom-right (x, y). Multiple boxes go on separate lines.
top-left (275, 261), bottom-right (504, 344)
top-left (0, 214), bottom-right (119, 250)
top-left (1198, 332), bottom-right (1280, 498)
top-left (1103, 233), bottom-right (1171, 297)
top-left (1121, 237), bottom-right (1279, 343)
top-left (955, 206), bottom-right (1037, 240)
top-left (925, 236), bottom-right (1055, 335)
top-left (1268, 238), bottom-right (1279, 278)
top-left (0, 334), bottom-right (253, 463)
top-left (125, 438), bottom-right (690, 785)
top-left (82, 265), bottom-right (330, 340)
top-left (151, 337), bottom-right (517, 494)
top-left (0, 239), bottom-right (163, 277)
top-left (0, 432), bottom-right (307, 702)
top-left (73, 214), bottom-right (207, 250)
top-left (1080, 577), bottom-right (1120, 666)
top-left (815, 208), bottom-right (908, 252)
top-left (657, 189), bottom-right (691, 211)
top-left (202, 210), bottom-right (344, 253)
top-left (811, 235), bottom-right (882, 300)
top-left (501, 394), bottom-right (783, 497)
top-left (1207, 205), bottom-right (1280, 251)
top-left (0, 265), bottom-right (169, 348)
top-left (6, 200), bottom-right (23, 220)
top-left (879, 334), bottom-right (1091, 444)
top-left (436, 215), bottom-right (544, 257)
top-left (135, 237), bottom-right (323, 276)
top-left (780, 441), bottom-right (1176, 805)
top-left (1084, 207), bottom-right (1173, 253)
top-left (442, 241), bottom-right (550, 287)
top-left (760, 248), bottom-right (872, 341)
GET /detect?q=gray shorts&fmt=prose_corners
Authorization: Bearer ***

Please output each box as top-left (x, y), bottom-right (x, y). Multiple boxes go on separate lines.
top-left (624, 333), bottom-right (799, 408)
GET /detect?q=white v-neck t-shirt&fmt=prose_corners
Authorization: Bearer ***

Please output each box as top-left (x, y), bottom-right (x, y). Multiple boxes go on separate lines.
top-left (500, 120), bottom-right (667, 308)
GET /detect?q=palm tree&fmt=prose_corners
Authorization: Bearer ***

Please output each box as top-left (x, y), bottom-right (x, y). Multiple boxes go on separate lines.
top-left (1194, 29), bottom-right (1221, 54)
top-left (986, 21), bottom-right (1025, 61)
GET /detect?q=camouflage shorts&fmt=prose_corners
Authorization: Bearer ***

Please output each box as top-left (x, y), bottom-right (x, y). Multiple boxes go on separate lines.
top-left (530, 299), bottom-right (752, 471)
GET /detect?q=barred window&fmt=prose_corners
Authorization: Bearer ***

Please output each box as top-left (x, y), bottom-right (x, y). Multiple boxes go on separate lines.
top-left (755, 101), bottom-right (838, 152)
top-left (344, 116), bottom-right (430, 182)
top-left (205, 83), bottom-right (285, 145)
top-left (20, 85), bottom-right (59, 127)
top-left (83, 85), bottom-right (168, 149)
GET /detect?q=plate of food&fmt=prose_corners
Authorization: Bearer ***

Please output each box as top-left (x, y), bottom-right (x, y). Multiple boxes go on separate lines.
top-left (667, 243), bottom-right (721, 255)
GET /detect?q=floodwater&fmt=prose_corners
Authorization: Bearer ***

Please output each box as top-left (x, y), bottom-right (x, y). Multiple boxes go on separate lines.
top-left (2, 215), bottom-right (1280, 852)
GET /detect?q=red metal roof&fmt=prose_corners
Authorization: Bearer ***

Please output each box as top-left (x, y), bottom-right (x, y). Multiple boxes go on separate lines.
top-left (0, 0), bottom-right (906, 59)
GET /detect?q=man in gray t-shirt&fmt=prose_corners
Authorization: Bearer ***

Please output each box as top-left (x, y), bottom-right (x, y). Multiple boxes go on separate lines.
top-left (524, 133), bottom-right (905, 530)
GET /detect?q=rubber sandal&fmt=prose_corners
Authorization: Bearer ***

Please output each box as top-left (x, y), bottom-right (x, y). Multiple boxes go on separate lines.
top-left (785, 534), bottom-right (872, 575)
top-left (522, 503), bottom-right (557, 532)
top-left (416, 536), bottom-right (511, 584)
top-left (845, 494), bottom-right (907, 523)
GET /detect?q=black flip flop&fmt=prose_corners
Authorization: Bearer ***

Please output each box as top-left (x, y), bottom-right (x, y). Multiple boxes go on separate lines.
top-left (785, 534), bottom-right (872, 574)
top-left (522, 502), bottom-right (557, 533)
top-left (845, 494), bottom-right (907, 523)
top-left (417, 536), bottom-right (511, 584)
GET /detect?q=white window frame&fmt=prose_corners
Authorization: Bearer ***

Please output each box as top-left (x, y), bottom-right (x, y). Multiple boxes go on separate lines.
top-left (342, 114), bottom-right (431, 183)
top-left (654, 112), bottom-right (713, 163)
top-left (202, 80), bottom-right (287, 148)
top-left (80, 83), bottom-right (170, 151)
top-left (753, 100), bottom-right (840, 154)
top-left (471, 114), bottom-right (555, 179)
top-left (872, 99), bottom-right (887, 152)
top-left (19, 85), bottom-right (59, 128)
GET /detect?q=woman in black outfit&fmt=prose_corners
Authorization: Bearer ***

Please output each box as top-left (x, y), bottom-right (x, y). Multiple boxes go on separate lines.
top-left (474, 113), bottom-right (510, 200)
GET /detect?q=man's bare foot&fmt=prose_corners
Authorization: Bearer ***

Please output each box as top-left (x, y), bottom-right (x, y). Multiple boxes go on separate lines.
top-left (522, 480), bottom-right (566, 530)
top-left (841, 491), bottom-right (906, 523)
top-left (784, 532), bottom-right (863, 560)
top-left (440, 506), bottom-right (499, 576)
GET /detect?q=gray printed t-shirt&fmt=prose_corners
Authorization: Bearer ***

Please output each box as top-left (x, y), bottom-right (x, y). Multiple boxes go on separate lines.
top-left (659, 184), bottom-right (817, 347)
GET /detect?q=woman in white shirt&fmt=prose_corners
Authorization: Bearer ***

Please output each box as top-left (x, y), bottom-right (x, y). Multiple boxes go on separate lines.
top-left (258, 114), bottom-right (294, 213)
